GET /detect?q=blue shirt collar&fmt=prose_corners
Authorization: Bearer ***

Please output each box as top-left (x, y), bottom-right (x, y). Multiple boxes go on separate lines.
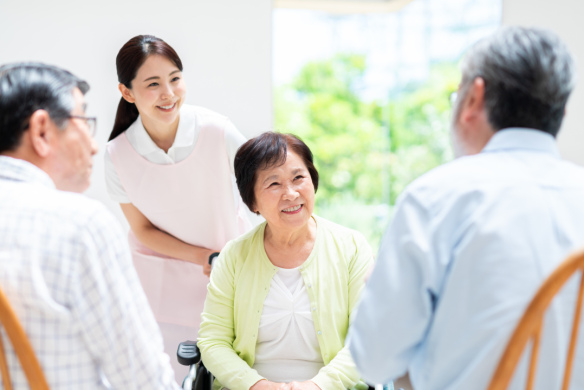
top-left (481, 128), bottom-right (560, 158)
top-left (0, 156), bottom-right (55, 189)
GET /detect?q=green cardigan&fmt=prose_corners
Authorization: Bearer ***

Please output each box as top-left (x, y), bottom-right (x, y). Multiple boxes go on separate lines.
top-left (198, 215), bottom-right (374, 390)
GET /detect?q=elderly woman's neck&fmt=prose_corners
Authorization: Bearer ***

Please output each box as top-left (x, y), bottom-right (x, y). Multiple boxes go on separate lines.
top-left (264, 218), bottom-right (317, 268)
top-left (265, 218), bottom-right (316, 246)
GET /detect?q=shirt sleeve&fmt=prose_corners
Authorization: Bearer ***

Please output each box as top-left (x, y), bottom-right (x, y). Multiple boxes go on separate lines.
top-left (198, 243), bottom-right (264, 390)
top-left (348, 191), bottom-right (437, 385)
top-left (104, 148), bottom-right (131, 204)
top-left (68, 204), bottom-right (180, 389)
top-left (313, 231), bottom-right (375, 390)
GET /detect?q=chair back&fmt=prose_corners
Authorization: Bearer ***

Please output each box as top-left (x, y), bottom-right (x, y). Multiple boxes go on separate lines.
top-left (0, 285), bottom-right (49, 390)
top-left (488, 249), bottom-right (584, 390)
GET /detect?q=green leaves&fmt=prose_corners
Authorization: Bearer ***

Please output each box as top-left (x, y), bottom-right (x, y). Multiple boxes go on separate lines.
top-left (275, 55), bottom-right (458, 249)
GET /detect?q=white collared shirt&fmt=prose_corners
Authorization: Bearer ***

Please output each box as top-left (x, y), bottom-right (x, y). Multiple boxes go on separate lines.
top-left (104, 104), bottom-right (246, 204)
top-left (349, 128), bottom-right (584, 390)
top-left (0, 156), bottom-right (180, 389)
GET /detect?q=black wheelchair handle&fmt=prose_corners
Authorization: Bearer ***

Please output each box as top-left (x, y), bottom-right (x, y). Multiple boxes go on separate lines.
top-left (209, 252), bottom-right (220, 266)
top-left (177, 340), bottom-right (201, 366)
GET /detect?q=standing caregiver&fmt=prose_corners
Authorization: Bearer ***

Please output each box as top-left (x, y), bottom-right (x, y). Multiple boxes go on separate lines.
top-left (104, 34), bottom-right (254, 379)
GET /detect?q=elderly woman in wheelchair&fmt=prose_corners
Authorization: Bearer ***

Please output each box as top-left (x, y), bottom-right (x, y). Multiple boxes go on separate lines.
top-left (191, 132), bottom-right (374, 390)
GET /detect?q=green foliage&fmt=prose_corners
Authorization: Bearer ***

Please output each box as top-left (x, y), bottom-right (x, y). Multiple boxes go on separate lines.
top-left (386, 63), bottom-right (459, 199)
top-left (274, 54), bottom-right (460, 250)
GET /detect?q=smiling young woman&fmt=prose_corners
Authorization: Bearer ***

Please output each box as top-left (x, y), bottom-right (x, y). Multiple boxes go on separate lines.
top-left (104, 34), bottom-right (256, 381)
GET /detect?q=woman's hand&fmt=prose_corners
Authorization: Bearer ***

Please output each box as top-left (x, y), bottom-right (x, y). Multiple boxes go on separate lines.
top-left (250, 379), bottom-right (287, 389)
top-left (203, 261), bottom-right (212, 277)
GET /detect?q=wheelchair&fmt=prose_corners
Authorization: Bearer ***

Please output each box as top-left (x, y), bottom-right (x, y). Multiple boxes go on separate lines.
top-left (177, 340), bottom-right (213, 390)
top-left (177, 340), bottom-right (401, 390)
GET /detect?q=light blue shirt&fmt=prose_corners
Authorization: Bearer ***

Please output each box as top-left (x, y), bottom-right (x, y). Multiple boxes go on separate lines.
top-left (348, 129), bottom-right (584, 390)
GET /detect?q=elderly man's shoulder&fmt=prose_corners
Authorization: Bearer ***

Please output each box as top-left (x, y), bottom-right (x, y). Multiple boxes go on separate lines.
top-left (408, 154), bottom-right (492, 191)
top-left (13, 183), bottom-right (118, 233)
top-left (400, 150), bottom-right (584, 215)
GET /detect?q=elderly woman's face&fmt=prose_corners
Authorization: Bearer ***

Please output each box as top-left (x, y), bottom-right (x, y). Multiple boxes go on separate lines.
top-left (253, 151), bottom-right (315, 231)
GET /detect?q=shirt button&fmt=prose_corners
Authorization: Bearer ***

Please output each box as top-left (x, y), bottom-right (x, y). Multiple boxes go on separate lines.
top-left (317, 330), bottom-right (322, 335)
top-left (307, 283), bottom-right (312, 288)
top-left (312, 307), bottom-right (316, 311)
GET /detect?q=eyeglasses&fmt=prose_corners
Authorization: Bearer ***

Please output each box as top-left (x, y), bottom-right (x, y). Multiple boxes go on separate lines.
top-left (68, 115), bottom-right (97, 137)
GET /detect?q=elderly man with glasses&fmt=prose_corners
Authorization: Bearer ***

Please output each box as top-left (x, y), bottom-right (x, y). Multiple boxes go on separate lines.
top-left (349, 27), bottom-right (584, 390)
top-left (0, 62), bottom-right (180, 389)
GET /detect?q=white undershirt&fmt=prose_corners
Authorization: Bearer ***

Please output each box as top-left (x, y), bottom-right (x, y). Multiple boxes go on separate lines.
top-left (253, 267), bottom-right (324, 383)
top-left (104, 104), bottom-right (245, 204)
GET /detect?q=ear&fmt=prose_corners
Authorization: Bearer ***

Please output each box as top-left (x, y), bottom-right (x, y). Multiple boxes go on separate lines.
top-left (459, 77), bottom-right (486, 125)
top-left (119, 83), bottom-right (135, 103)
top-left (28, 110), bottom-right (54, 158)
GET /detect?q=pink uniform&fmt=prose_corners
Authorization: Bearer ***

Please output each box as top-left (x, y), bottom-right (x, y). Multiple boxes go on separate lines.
top-left (107, 111), bottom-right (251, 333)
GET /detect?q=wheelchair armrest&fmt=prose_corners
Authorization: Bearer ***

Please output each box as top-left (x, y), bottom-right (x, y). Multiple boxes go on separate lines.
top-left (177, 340), bottom-right (201, 366)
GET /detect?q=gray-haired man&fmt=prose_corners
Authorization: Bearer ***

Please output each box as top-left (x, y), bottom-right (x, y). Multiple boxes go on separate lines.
top-left (349, 27), bottom-right (584, 389)
top-left (0, 62), bottom-right (180, 389)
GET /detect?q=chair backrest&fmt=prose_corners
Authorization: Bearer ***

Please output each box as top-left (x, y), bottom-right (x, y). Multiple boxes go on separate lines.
top-left (488, 249), bottom-right (584, 390)
top-left (0, 285), bottom-right (49, 390)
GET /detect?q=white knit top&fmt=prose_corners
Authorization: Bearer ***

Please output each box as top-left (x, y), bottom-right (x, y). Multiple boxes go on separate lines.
top-left (253, 266), bottom-right (324, 382)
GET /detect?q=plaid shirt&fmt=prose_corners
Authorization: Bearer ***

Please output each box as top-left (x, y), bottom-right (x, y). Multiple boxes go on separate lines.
top-left (0, 156), bottom-right (180, 390)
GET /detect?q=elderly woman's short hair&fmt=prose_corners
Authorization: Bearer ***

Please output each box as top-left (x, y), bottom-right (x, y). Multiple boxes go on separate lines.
top-left (460, 26), bottom-right (575, 136)
top-left (235, 132), bottom-right (319, 213)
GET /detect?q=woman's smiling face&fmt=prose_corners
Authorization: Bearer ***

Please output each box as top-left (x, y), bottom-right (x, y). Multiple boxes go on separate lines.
top-left (120, 54), bottom-right (186, 132)
top-left (253, 151), bottom-right (315, 232)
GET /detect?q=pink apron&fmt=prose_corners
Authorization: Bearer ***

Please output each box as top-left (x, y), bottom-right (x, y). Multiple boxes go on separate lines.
top-left (107, 113), bottom-right (251, 331)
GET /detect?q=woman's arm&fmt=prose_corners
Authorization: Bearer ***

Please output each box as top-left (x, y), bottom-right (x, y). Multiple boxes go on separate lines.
top-left (198, 244), bottom-right (266, 390)
top-left (120, 203), bottom-right (215, 275)
top-left (312, 233), bottom-right (375, 390)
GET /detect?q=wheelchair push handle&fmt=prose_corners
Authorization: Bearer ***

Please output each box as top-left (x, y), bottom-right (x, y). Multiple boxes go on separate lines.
top-left (177, 340), bottom-right (201, 366)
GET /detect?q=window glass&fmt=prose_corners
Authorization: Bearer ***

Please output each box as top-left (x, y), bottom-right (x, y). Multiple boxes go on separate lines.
top-left (274, 0), bottom-right (502, 250)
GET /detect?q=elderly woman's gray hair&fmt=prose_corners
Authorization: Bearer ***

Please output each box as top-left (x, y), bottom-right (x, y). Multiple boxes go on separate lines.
top-left (459, 26), bottom-right (576, 137)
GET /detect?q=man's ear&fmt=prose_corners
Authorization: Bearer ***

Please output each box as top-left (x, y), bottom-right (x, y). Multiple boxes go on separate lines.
top-left (28, 110), bottom-right (54, 158)
top-left (119, 83), bottom-right (135, 103)
top-left (459, 77), bottom-right (486, 125)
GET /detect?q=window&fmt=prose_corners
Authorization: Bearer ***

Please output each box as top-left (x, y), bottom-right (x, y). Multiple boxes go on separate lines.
top-left (274, 0), bottom-right (501, 249)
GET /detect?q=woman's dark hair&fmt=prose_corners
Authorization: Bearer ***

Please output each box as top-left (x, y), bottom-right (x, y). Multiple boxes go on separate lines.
top-left (108, 35), bottom-right (183, 141)
top-left (235, 132), bottom-right (319, 214)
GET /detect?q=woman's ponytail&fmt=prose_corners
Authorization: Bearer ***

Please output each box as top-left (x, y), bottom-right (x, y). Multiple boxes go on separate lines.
top-left (109, 97), bottom-right (139, 141)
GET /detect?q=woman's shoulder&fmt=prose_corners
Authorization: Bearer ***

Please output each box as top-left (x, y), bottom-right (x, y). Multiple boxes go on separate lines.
top-left (314, 215), bottom-right (367, 244)
top-left (185, 104), bottom-right (229, 122)
top-left (222, 220), bottom-right (266, 259)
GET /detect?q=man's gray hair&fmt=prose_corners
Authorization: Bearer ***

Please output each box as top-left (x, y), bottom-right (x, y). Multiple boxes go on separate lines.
top-left (0, 62), bottom-right (89, 153)
top-left (460, 26), bottom-right (576, 136)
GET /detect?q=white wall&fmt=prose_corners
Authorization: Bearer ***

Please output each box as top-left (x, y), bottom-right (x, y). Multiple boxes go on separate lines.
top-left (503, 0), bottom-right (584, 166)
top-left (0, 0), bottom-right (273, 224)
